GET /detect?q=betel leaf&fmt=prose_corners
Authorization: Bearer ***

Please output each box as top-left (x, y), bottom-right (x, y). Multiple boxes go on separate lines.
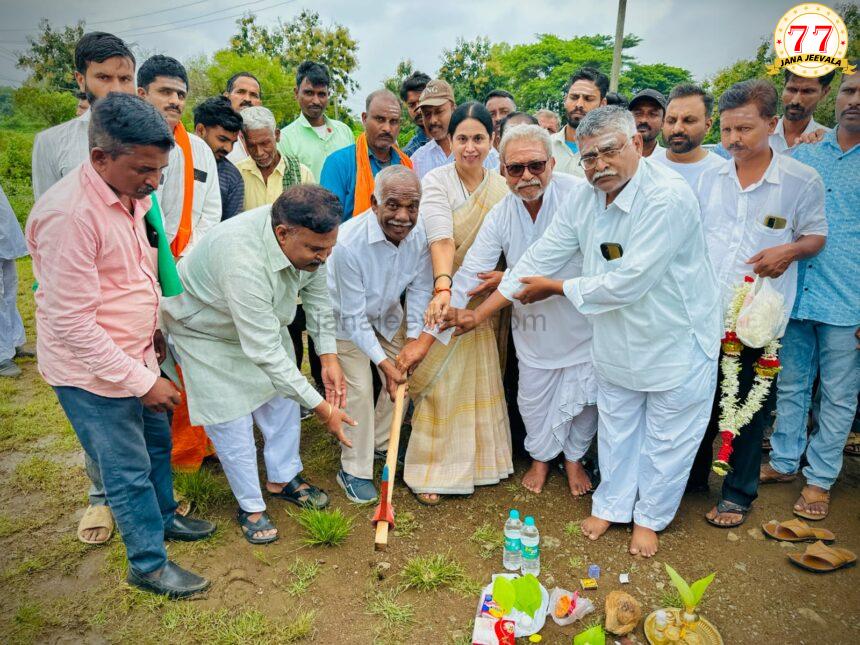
top-left (511, 573), bottom-right (542, 618)
top-left (573, 624), bottom-right (605, 645)
top-left (689, 572), bottom-right (716, 607)
top-left (664, 564), bottom-right (695, 610)
top-left (492, 576), bottom-right (516, 614)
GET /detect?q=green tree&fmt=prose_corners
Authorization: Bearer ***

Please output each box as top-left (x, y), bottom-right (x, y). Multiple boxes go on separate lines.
top-left (11, 85), bottom-right (76, 127)
top-left (230, 11), bottom-right (359, 113)
top-left (382, 59), bottom-right (418, 146)
top-left (438, 37), bottom-right (510, 104)
top-left (623, 63), bottom-right (692, 97)
top-left (15, 19), bottom-right (85, 92)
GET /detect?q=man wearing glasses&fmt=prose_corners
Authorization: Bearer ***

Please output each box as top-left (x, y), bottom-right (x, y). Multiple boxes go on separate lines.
top-left (455, 107), bottom-right (721, 558)
top-left (440, 123), bottom-right (598, 499)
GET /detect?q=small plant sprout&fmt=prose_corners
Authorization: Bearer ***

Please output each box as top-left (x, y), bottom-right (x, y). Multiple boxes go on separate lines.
top-left (664, 564), bottom-right (715, 614)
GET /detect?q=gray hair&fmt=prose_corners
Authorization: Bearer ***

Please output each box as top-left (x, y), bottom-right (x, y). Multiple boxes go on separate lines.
top-left (372, 165), bottom-right (421, 203)
top-left (240, 105), bottom-right (276, 133)
top-left (534, 109), bottom-right (560, 126)
top-left (498, 124), bottom-right (552, 163)
top-left (576, 105), bottom-right (636, 141)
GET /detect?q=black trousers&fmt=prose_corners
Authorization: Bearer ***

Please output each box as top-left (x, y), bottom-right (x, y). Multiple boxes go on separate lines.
top-left (688, 347), bottom-right (776, 507)
top-left (287, 304), bottom-right (322, 390)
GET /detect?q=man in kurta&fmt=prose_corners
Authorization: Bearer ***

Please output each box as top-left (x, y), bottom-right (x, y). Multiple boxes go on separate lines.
top-left (442, 124), bottom-right (597, 498)
top-left (320, 89), bottom-right (413, 220)
top-left (327, 166), bottom-right (433, 503)
top-left (223, 71), bottom-right (263, 165)
top-left (162, 185), bottom-right (354, 544)
top-left (27, 94), bottom-right (215, 597)
top-left (465, 107), bottom-right (722, 557)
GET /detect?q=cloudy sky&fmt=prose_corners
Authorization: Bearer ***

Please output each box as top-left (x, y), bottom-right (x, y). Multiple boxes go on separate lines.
top-left (0, 0), bottom-right (803, 113)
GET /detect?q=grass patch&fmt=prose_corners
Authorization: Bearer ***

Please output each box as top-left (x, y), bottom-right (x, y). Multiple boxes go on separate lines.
top-left (10, 601), bottom-right (45, 644)
top-left (291, 507), bottom-right (353, 547)
top-left (103, 540), bottom-right (128, 578)
top-left (393, 511), bottom-right (419, 538)
top-left (283, 558), bottom-right (321, 596)
top-left (160, 604), bottom-right (315, 643)
top-left (10, 456), bottom-right (64, 494)
top-left (581, 613), bottom-right (604, 631)
top-left (563, 521), bottom-right (582, 537)
top-left (469, 523), bottom-right (504, 559)
top-left (401, 553), bottom-right (480, 596)
top-left (504, 482), bottom-right (520, 493)
top-left (367, 588), bottom-right (415, 630)
top-left (301, 426), bottom-right (340, 475)
top-left (172, 468), bottom-right (233, 514)
top-left (0, 513), bottom-right (27, 538)
top-left (659, 589), bottom-right (684, 609)
top-left (252, 548), bottom-right (279, 567)
top-left (568, 555), bottom-right (584, 571)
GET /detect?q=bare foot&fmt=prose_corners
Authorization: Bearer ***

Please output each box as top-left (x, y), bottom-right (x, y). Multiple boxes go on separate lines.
top-left (705, 505), bottom-right (745, 527)
top-left (522, 460), bottom-right (551, 494)
top-left (416, 493), bottom-right (440, 505)
top-left (581, 515), bottom-right (611, 541)
top-left (246, 511), bottom-right (278, 540)
top-left (629, 524), bottom-right (659, 557)
top-left (564, 460), bottom-right (593, 497)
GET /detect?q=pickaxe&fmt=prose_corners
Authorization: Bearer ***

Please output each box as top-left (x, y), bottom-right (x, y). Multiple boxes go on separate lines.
top-left (372, 382), bottom-right (407, 551)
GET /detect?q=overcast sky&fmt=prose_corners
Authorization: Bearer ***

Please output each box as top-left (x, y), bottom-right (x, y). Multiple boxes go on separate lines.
top-left (0, 0), bottom-right (802, 113)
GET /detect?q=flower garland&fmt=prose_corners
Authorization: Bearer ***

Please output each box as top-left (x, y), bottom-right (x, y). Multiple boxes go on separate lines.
top-left (712, 278), bottom-right (782, 476)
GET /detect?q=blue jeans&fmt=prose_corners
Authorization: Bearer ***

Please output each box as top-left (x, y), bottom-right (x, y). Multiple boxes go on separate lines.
top-left (54, 386), bottom-right (177, 574)
top-left (770, 320), bottom-right (860, 490)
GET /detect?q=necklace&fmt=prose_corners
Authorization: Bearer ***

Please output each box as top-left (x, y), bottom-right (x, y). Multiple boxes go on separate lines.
top-left (455, 165), bottom-right (483, 200)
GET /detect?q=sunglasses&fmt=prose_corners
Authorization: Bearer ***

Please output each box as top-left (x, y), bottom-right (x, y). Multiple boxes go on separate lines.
top-left (504, 160), bottom-right (548, 177)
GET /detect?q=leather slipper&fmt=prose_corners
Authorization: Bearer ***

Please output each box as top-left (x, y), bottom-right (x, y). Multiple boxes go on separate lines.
top-left (788, 541), bottom-right (856, 573)
top-left (762, 519), bottom-right (835, 543)
top-left (77, 504), bottom-right (114, 545)
top-left (793, 486), bottom-right (830, 521)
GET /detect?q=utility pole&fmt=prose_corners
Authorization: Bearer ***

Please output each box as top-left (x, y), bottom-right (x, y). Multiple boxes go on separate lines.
top-left (610, 0), bottom-right (627, 92)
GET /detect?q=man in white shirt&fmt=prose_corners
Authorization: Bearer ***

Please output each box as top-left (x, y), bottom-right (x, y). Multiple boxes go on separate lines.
top-left (654, 84), bottom-right (725, 187)
top-left (411, 79), bottom-right (500, 178)
top-left (31, 32), bottom-right (136, 200)
top-left (223, 71), bottom-right (263, 165)
top-left (137, 55), bottom-right (221, 257)
top-left (29, 31), bottom-right (137, 546)
top-left (457, 107), bottom-right (721, 558)
top-left (441, 124), bottom-right (597, 498)
top-left (549, 67), bottom-right (608, 177)
top-left (326, 166), bottom-right (435, 503)
top-left (628, 89), bottom-right (667, 159)
top-left (691, 80), bottom-right (827, 529)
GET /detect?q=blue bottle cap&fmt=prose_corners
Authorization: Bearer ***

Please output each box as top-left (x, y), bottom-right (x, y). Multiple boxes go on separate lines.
top-left (588, 564), bottom-right (600, 578)
top-left (509, 509), bottom-right (520, 519)
top-left (524, 516), bottom-right (535, 526)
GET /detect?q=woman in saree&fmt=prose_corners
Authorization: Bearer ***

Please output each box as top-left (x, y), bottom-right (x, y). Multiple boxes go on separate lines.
top-left (398, 102), bottom-right (513, 504)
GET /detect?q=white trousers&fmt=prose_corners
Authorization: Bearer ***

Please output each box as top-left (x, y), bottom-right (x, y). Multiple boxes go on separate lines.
top-left (592, 342), bottom-right (717, 531)
top-left (204, 396), bottom-right (301, 513)
top-left (0, 259), bottom-right (25, 361)
top-left (518, 362), bottom-right (598, 463)
top-left (336, 330), bottom-right (407, 480)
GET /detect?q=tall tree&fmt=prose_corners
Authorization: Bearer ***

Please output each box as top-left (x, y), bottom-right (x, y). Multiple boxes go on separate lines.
top-left (382, 58), bottom-right (417, 144)
top-left (438, 37), bottom-right (510, 104)
top-left (15, 19), bottom-right (85, 92)
top-left (230, 11), bottom-right (359, 110)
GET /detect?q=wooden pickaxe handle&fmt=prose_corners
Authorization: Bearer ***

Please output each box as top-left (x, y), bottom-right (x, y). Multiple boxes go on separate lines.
top-left (374, 382), bottom-right (408, 550)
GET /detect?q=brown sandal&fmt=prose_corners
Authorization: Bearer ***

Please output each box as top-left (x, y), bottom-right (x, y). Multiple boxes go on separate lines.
top-left (788, 540), bottom-right (856, 573)
top-left (793, 485), bottom-right (830, 521)
top-left (844, 433), bottom-right (860, 457)
top-left (762, 519), bottom-right (835, 543)
top-left (759, 463), bottom-right (796, 484)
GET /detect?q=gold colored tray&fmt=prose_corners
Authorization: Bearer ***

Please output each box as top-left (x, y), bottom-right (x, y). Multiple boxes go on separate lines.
top-left (644, 609), bottom-right (724, 645)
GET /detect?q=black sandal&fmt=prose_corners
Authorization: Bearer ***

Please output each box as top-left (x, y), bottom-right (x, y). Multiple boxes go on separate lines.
top-left (236, 509), bottom-right (278, 544)
top-left (706, 499), bottom-right (750, 528)
top-left (269, 475), bottom-right (329, 509)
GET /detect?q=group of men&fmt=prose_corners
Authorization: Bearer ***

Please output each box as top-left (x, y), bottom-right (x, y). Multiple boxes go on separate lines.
top-left (2, 26), bottom-right (857, 599)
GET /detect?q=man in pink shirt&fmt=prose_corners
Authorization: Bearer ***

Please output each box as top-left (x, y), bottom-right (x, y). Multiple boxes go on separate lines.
top-left (27, 94), bottom-right (215, 598)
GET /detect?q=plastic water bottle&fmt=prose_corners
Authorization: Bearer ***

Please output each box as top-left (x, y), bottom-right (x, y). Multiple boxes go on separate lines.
top-left (503, 509), bottom-right (523, 571)
top-left (521, 515), bottom-right (540, 576)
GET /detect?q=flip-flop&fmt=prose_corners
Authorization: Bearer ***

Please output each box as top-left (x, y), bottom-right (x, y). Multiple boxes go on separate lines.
top-left (236, 509), bottom-right (278, 545)
top-left (788, 540), bottom-right (856, 573)
top-left (269, 475), bottom-right (329, 509)
top-left (413, 491), bottom-right (442, 506)
top-left (844, 433), bottom-right (860, 457)
top-left (793, 486), bottom-right (830, 521)
top-left (762, 519), bottom-right (835, 543)
top-left (77, 504), bottom-right (114, 545)
top-left (705, 499), bottom-right (750, 528)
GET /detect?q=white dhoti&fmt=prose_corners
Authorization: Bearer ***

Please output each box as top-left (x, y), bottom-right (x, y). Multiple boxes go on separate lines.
top-left (592, 342), bottom-right (717, 531)
top-left (204, 396), bottom-right (301, 513)
top-left (518, 361), bottom-right (598, 463)
top-left (0, 259), bottom-right (25, 361)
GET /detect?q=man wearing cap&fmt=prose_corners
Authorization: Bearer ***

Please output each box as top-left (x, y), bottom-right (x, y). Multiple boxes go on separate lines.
top-left (410, 79), bottom-right (500, 179)
top-left (629, 89), bottom-right (667, 159)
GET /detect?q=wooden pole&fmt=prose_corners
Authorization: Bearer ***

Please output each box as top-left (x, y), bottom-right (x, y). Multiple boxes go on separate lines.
top-left (373, 383), bottom-right (407, 551)
top-left (610, 0), bottom-right (627, 93)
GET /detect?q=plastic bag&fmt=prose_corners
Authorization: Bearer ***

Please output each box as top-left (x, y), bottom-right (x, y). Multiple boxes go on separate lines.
top-left (473, 574), bottom-right (549, 638)
top-left (736, 276), bottom-right (786, 348)
top-left (548, 587), bottom-right (595, 626)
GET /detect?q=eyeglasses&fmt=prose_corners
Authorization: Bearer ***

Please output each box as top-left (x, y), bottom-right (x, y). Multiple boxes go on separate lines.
top-left (578, 138), bottom-right (632, 169)
top-left (504, 160), bottom-right (548, 177)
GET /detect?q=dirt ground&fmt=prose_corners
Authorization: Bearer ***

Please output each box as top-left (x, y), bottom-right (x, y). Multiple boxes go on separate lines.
top-left (2, 257), bottom-right (859, 644)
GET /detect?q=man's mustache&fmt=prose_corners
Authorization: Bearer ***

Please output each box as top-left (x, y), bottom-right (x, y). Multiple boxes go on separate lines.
top-left (593, 169), bottom-right (618, 180)
top-left (516, 179), bottom-right (541, 190)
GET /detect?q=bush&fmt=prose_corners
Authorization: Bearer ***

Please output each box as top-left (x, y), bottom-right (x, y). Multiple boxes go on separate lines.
top-left (0, 129), bottom-right (35, 227)
top-left (12, 86), bottom-right (76, 128)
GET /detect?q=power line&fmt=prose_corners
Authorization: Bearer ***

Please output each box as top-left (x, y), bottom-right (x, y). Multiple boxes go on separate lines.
top-left (116, 0), bottom-right (293, 38)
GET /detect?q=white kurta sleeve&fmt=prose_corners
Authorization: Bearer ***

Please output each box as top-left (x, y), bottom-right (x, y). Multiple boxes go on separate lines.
top-left (31, 132), bottom-right (59, 200)
top-left (793, 172), bottom-right (827, 238)
top-left (420, 171), bottom-right (455, 243)
top-left (185, 146), bottom-right (222, 254)
top-left (450, 206), bottom-right (504, 309)
top-left (404, 244), bottom-right (435, 340)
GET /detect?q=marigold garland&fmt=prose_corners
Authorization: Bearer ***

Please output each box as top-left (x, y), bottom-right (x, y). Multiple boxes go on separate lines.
top-left (712, 278), bottom-right (782, 476)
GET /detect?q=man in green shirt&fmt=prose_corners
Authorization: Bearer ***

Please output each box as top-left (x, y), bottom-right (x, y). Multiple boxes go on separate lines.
top-left (277, 61), bottom-right (354, 181)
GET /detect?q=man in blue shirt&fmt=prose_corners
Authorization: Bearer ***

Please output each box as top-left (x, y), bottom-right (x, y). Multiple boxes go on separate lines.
top-left (763, 69), bottom-right (860, 521)
top-left (193, 96), bottom-right (245, 221)
top-left (400, 71), bottom-right (431, 156)
top-left (320, 90), bottom-right (410, 220)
